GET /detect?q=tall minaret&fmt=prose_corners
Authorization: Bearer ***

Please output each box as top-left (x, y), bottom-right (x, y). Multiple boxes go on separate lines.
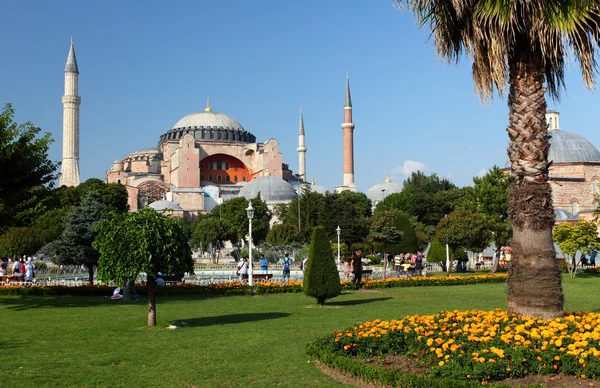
top-left (297, 107), bottom-right (307, 182)
top-left (341, 73), bottom-right (356, 190)
top-left (60, 37), bottom-right (81, 187)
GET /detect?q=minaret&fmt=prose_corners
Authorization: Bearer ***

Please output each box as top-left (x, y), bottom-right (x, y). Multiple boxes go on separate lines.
top-left (60, 37), bottom-right (81, 187)
top-left (341, 73), bottom-right (356, 190)
top-left (297, 107), bottom-right (307, 182)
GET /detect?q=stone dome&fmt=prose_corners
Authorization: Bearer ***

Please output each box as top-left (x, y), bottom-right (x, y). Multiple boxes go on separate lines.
top-left (294, 180), bottom-right (329, 195)
top-left (128, 147), bottom-right (160, 156)
top-left (171, 111), bottom-right (245, 132)
top-left (238, 175), bottom-right (297, 203)
top-left (367, 174), bottom-right (403, 205)
top-left (505, 111), bottom-right (600, 167)
top-left (159, 101), bottom-right (256, 145)
top-left (555, 208), bottom-right (578, 221)
top-left (148, 200), bottom-right (183, 211)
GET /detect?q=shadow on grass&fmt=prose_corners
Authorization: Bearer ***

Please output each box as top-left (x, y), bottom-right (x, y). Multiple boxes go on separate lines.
top-left (1, 294), bottom-right (212, 311)
top-left (173, 312), bottom-right (290, 327)
top-left (327, 297), bottom-right (392, 307)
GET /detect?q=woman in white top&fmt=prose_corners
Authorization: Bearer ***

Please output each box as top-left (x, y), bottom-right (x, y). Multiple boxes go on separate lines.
top-left (237, 258), bottom-right (248, 282)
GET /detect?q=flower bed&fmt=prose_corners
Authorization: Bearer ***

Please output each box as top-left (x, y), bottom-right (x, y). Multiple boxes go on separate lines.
top-left (0, 274), bottom-right (506, 297)
top-left (308, 309), bottom-right (600, 386)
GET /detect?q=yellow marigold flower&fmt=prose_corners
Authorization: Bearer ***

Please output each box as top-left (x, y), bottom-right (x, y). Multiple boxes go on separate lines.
top-left (554, 355), bottom-right (560, 361)
top-left (438, 361), bottom-right (444, 366)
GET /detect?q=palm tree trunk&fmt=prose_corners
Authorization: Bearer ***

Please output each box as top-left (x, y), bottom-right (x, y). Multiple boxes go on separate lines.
top-left (505, 38), bottom-right (563, 320)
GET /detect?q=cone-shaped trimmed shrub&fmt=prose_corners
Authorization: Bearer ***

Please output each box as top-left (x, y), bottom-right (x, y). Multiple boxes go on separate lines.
top-left (303, 226), bottom-right (342, 305)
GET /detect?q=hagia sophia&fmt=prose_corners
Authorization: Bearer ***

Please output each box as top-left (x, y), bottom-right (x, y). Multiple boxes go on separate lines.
top-left (59, 39), bottom-right (600, 224)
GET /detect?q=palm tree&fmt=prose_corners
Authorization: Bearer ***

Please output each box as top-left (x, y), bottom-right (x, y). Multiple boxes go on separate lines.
top-left (397, 0), bottom-right (600, 319)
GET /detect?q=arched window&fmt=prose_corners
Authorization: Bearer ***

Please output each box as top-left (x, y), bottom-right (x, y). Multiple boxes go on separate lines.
top-left (242, 176), bottom-right (247, 182)
top-left (548, 118), bottom-right (553, 129)
top-left (200, 174), bottom-right (204, 181)
top-left (217, 175), bottom-right (222, 182)
top-left (208, 174), bottom-right (213, 181)
top-left (234, 176), bottom-right (239, 182)
top-left (572, 201), bottom-right (579, 215)
top-left (226, 175), bottom-right (230, 182)
top-left (594, 179), bottom-right (599, 195)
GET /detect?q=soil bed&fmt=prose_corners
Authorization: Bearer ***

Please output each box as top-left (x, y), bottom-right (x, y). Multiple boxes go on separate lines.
top-left (326, 356), bottom-right (600, 387)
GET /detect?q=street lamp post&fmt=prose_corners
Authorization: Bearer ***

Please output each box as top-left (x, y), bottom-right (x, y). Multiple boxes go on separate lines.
top-left (246, 202), bottom-right (255, 286)
top-left (336, 226), bottom-right (341, 265)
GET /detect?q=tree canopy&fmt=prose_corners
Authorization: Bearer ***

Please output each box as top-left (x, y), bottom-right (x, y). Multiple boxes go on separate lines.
top-left (553, 221), bottom-right (600, 278)
top-left (94, 207), bottom-right (193, 326)
top-left (0, 104), bottom-right (59, 230)
top-left (376, 172), bottom-right (467, 230)
top-left (0, 227), bottom-right (45, 257)
top-left (212, 196), bottom-right (271, 245)
top-left (47, 192), bottom-right (105, 284)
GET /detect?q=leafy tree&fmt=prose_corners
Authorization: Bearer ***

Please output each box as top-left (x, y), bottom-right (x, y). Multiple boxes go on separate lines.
top-left (190, 215), bottom-right (229, 261)
top-left (319, 193), bottom-right (369, 245)
top-left (32, 207), bottom-right (70, 244)
top-left (435, 210), bottom-right (491, 276)
top-left (303, 226), bottom-right (342, 305)
top-left (266, 224), bottom-right (299, 246)
top-left (426, 239), bottom-right (467, 272)
top-left (368, 211), bottom-right (402, 277)
top-left (0, 104), bottom-right (59, 230)
top-left (272, 202), bottom-right (289, 224)
top-left (397, 0), bottom-right (600, 319)
top-left (0, 227), bottom-right (45, 257)
top-left (282, 190), bottom-right (325, 242)
top-left (94, 208), bottom-right (193, 326)
top-left (47, 192), bottom-right (105, 284)
top-left (461, 166), bottom-right (511, 272)
top-left (331, 242), bottom-right (349, 258)
top-left (376, 172), bottom-right (466, 229)
top-left (213, 196), bottom-right (271, 245)
top-left (553, 221), bottom-right (600, 279)
top-left (389, 212), bottom-right (418, 254)
top-left (338, 191), bottom-right (372, 219)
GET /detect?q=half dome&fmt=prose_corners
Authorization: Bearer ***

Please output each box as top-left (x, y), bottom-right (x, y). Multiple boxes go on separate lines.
top-left (238, 175), bottom-right (297, 203)
top-left (367, 175), bottom-right (403, 205)
top-left (148, 200), bottom-right (183, 211)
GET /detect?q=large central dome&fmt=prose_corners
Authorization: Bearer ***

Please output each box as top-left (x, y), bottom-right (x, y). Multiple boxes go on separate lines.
top-left (159, 100), bottom-right (256, 145)
top-left (171, 111), bottom-right (245, 132)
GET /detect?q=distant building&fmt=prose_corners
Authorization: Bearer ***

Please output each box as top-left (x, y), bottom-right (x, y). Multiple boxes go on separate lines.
top-left (504, 110), bottom-right (600, 223)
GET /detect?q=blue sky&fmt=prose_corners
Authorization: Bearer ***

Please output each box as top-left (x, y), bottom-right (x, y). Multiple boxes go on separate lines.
top-left (2, 0), bottom-right (600, 193)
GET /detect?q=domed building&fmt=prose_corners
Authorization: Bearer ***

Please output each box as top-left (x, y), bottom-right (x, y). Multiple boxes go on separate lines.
top-left (366, 173), bottom-right (403, 207)
top-left (106, 99), bottom-right (297, 216)
top-left (504, 110), bottom-right (600, 222)
top-left (238, 170), bottom-right (298, 205)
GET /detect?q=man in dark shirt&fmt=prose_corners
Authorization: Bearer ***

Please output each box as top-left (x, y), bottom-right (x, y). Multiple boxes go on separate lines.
top-left (352, 250), bottom-right (363, 290)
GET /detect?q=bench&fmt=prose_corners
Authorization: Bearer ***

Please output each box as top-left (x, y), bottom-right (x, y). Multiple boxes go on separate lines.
top-left (0, 275), bottom-right (24, 284)
top-left (252, 274), bottom-right (273, 283)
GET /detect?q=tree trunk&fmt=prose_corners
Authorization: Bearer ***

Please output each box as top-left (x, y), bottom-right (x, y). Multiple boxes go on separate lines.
top-left (446, 252), bottom-right (454, 277)
top-left (383, 250), bottom-right (387, 279)
top-left (505, 39), bottom-right (564, 320)
top-left (87, 265), bottom-right (94, 286)
top-left (147, 278), bottom-right (157, 327)
top-left (491, 243), bottom-right (500, 273)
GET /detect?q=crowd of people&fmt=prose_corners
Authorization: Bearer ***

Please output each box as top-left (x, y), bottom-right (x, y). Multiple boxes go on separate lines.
top-left (0, 256), bottom-right (36, 282)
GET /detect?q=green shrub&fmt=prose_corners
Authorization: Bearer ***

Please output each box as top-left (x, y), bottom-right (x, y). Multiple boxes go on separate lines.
top-left (303, 226), bottom-right (342, 305)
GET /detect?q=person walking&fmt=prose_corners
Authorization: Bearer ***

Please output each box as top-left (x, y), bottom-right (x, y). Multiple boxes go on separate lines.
top-left (343, 256), bottom-right (351, 281)
top-left (415, 253), bottom-right (423, 276)
top-left (24, 258), bottom-right (34, 283)
top-left (237, 257), bottom-right (248, 282)
top-left (281, 253), bottom-right (292, 283)
top-left (259, 254), bottom-right (269, 274)
top-left (590, 250), bottom-right (597, 267)
top-left (352, 250), bottom-right (363, 290)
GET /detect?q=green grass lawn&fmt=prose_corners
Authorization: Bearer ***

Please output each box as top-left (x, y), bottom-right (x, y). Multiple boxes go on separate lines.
top-left (1, 275), bottom-right (599, 388)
